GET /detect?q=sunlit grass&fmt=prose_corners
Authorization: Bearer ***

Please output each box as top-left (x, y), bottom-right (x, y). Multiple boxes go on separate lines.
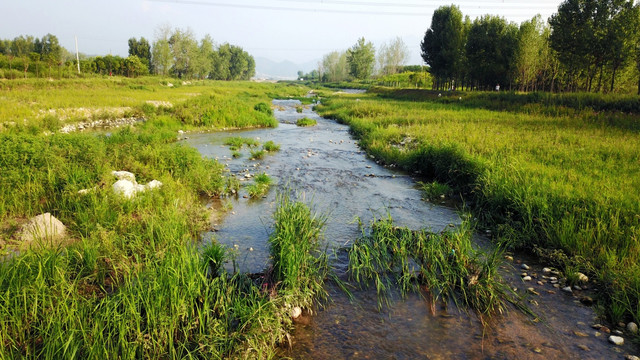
top-left (317, 88), bottom-right (640, 323)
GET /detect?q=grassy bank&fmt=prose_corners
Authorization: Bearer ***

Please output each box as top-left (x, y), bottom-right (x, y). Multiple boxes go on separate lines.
top-left (315, 88), bottom-right (640, 323)
top-left (0, 77), bottom-right (329, 358)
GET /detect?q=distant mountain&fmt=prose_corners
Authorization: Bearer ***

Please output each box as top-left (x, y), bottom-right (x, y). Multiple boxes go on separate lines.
top-left (254, 57), bottom-right (318, 80)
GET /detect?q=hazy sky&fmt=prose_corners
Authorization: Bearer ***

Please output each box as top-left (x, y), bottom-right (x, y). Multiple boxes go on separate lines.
top-left (3, 0), bottom-right (563, 65)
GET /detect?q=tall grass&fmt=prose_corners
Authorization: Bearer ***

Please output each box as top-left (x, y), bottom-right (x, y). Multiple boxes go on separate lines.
top-left (316, 88), bottom-right (640, 323)
top-left (348, 216), bottom-right (507, 318)
top-left (0, 78), bottom-right (324, 358)
top-left (247, 173), bottom-right (273, 198)
top-left (267, 192), bottom-right (330, 311)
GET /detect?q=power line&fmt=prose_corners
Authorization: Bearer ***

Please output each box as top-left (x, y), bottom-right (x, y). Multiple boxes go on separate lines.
top-left (147, 0), bottom-right (431, 16)
top-left (147, 0), bottom-right (558, 16)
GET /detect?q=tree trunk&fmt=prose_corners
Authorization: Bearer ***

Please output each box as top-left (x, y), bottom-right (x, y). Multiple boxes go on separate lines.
top-left (610, 65), bottom-right (617, 93)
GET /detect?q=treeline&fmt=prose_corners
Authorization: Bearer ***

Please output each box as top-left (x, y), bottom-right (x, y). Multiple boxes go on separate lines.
top-left (0, 26), bottom-right (255, 80)
top-left (421, 1), bottom-right (640, 93)
top-left (308, 37), bottom-right (411, 83)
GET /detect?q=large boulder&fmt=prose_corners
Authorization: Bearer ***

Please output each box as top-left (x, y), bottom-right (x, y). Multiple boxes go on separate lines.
top-left (113, 179), bottom-right (138, 199)
top-left (111, 171), bottom-right (163, 199)
top-left (20, 213), bottom-right (66, 243)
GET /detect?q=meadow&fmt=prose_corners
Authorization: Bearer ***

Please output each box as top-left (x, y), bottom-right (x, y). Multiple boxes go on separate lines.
top-left (315, 88), bottom-right (640, 323)
top-left (0, 77), bottom-right (329, 358)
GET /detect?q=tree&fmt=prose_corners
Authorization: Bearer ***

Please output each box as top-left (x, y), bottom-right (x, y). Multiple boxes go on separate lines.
top-left (319, 51), bottom-right (348, 82)
top-left (123, 55), bottom-right (148, 77)
top-left (128, 37), bottom-right (151, 70)
top-left (377, 37), bottom-right (409, 76)
top-left (420, 5), bottom-right (465, 89)
top-left (152, 24), bottom-right (173, 76)
top-left (515, 15), bottom-right (548, 91)
top-left (168, 28), bottom-right (198, 78)
top-left (191, 34), bottom-right (214, 80)
top-left (37, 34), bottom-right (62, 78)
top-left (605, 1), bottom-right (640, 92)
top-left (11, 35), bottom-right (35, 78)
top-left (465, 15), bottom-right (518, 90)
top-left (346, 37), bottom-right (375, 80)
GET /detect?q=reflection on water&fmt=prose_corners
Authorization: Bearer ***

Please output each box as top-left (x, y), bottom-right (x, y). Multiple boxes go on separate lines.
top-left (184, 100), bottom-right (633, 360)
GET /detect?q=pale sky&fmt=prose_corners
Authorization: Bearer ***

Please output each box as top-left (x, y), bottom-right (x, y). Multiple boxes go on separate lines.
top-left (3, 0), bottom-right (563, 65)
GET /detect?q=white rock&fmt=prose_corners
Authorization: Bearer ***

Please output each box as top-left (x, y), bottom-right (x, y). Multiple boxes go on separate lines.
top-left (291, 306), bottom-right (302, 319)
top-left (627, 322), bottom-right (638, 334)
top-left (111, 170), bottom-right (136, 182)
top-left (113, 179), bottom-right (138, 199)
top-left (521, 264), bottom-right (530, 270)
top-left (145, 180), bottom-right (163, 190)
top-left (542, 267), bottom-right (552, 274)
top-left (523, 276), bottom-right (532, 281)
top-left (577, 272), bottom-right (589, 283)
top-left (625, 355), bottom-right (640, 360)
top-left (608, 335), bottom-right (624, 346)
top-left (562, 286), bottom-right (573, 293)
top-left (178, 130), bottom-right (184, 134)
top-left (20, 213), bottom-right (66, 243)
top-left (78, 188), bottom-right (92, 195)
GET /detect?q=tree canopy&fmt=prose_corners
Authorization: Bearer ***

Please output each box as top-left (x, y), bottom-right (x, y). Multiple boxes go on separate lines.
top-left (347, 37), bottom-right (375, 80)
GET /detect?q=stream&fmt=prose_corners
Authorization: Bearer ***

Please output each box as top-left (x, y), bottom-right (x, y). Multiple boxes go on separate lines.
top-left (183, 98), bottom-right (636, 359)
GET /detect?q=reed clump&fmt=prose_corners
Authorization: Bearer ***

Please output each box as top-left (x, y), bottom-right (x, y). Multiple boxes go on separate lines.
top-left (348, 216), bottom-right (507, 317)
top-left (267, 192), bottom-right (330, 311)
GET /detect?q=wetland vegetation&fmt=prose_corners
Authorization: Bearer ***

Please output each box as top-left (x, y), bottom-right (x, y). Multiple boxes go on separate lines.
top-left (1, 74), bottom-right (640, 357)
top-left (316, 88), bottom-right (640, 325)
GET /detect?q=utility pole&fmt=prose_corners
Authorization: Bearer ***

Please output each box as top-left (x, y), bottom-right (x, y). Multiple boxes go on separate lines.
top-left (75, 36), bottom-right (80, 73)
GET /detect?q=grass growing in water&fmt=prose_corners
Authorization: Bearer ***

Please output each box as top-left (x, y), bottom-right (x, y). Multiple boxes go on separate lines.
top-left (317, 88), bottom-right (640, 323)
top-left (247, 173), bottom-right (273, 198)
top-left (267, 192), bottom-right (330, 311)
top-left (349, 216), bottom-right (507, 318)
top-left (250, 149), bottom-right (266, 160)
top-left (223, 136), bottom-right (260, 150)
top-left (262, 140), bottom-right (281, 152)
top-left (296, 117), bottom-right (317, 127)
top-left (419, 181), bottom-right (452, 201)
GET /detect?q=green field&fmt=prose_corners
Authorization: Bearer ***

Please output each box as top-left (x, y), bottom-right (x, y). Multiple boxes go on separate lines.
top-left (316, 87), bottom-right (640, 323)
top-left (2, 77), bottom-right (640, 356)
top-left (0, 78), bottom-right (329, 358)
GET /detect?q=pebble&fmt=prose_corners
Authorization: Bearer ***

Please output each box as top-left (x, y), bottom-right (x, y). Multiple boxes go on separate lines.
top-left (291, 306), bottom-right (302, 319)
top-left (573, 285), bottom-right (582, 291)
top-left (625, 356), bottom-right (640, 360)
top-left (601, 326), bottom-right (611, 334)
top-left (527, 288), bottom-right (539, 295)
top-left (523, 276), bottom-right (532, 282)
top-left (542, 267), bottom-right (552, 274)
top-left (627, 322), bottom-right (638, 334)
top-left (521, 264), bottom-right (530, 270)
top-left (614, 330), bottom-right (624, 336)
top-left (609, 335), bottom-right (624, 346)
top-left (573, 330), bottom-right (589, 337)
top-left (562, 286), bottom-right (573, 293)
top-left (537, 281), bottom-right (544, 286)
top-left (577, 344), bottom-right (590, 351)
top-left (505, 255), bottom-right (513, 261)
top-left (580, 296), bottom-right (594, 306)
top-left (592, 324), bottom-right (603, 329)
top-left (553, 284), bottom-right (560, 288)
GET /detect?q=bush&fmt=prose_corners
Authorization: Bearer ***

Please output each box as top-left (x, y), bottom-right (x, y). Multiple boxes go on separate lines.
top-left (296, 117), bottom-right (317, 127)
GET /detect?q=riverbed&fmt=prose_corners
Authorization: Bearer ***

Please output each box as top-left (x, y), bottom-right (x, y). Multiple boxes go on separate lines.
top-left (182, 99), bottom-right (636, 359)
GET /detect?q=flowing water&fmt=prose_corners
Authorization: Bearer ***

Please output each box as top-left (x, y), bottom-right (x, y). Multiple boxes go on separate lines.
top-left (183, 99), bottom-right (636, 359)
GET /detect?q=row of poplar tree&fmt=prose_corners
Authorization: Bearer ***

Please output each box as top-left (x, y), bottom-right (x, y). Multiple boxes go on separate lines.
top-left (0, 26), bottom-right (255, 80)
top-left (421, 1), bottom-right (640, 93)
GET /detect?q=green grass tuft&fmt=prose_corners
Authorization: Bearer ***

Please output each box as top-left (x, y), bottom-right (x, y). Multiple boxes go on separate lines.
top-left (296, 117), bottom-right (317, 127)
